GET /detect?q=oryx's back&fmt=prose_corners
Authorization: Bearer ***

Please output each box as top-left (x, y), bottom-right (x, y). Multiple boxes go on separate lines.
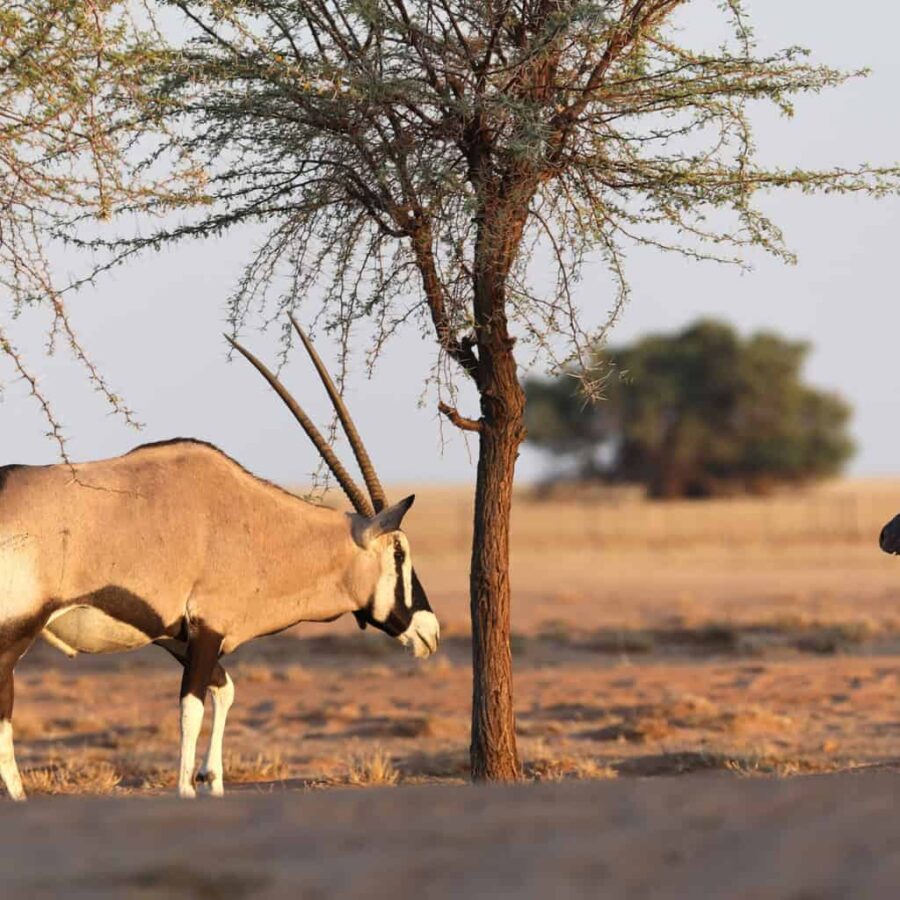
top-left (0, 441), bottom-right (281, 626)
top-left (0, 442), bottom-right (225, 627)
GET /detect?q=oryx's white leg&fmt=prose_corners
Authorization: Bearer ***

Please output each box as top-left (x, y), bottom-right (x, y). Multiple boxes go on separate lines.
top-left (0, 721), bottom-right (24, 803)
top-left (178, 694), bottom-right (205, 799)
top-left (197, 672), bottom-right (234, 797)
top-left (177, 624), bottom-right (222, 800)
top-left (0, 628), bottom-right (40, 802)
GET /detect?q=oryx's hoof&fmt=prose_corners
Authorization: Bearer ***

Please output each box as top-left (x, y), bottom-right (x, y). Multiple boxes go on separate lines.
top-left (196, 769), bottom-right (224, 797)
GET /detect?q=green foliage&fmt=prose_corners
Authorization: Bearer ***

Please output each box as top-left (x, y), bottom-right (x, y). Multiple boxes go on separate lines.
top-left (0, 1), bottom-right (200, 450)
top-left (525, 320), bottom-right (854, 497)
top-left (89, 1), bottom-right (900, 381)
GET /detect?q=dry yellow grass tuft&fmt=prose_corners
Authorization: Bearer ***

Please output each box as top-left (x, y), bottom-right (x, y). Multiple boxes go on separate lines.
top-left (25, 759), bottom-right (122, 795)
top-left (721, 751), bottom-right (850, 778)
top-left (223, 751), bottom-right (289, 784)
top-left (526, 756), bottom-right (618, 782)
top-left (346, 748), bottom-right (401, 787)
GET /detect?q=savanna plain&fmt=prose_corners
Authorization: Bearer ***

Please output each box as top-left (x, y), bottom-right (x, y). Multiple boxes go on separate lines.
top-left (8, 479), bottom-right (900, 896)
top-left (17, 478), bottom-right (900, 792)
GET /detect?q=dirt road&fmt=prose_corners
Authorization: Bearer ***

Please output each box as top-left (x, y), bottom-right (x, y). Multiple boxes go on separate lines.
top-left (2, 773), bottom-right (898, 898)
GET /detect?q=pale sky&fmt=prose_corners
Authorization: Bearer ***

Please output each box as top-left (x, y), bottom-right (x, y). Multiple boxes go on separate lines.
top-left (2, 1), bottom-right (899, 486)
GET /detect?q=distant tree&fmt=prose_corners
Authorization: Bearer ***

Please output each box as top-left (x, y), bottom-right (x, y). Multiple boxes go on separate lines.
top-left (526, 320), bottom-right (854, 498)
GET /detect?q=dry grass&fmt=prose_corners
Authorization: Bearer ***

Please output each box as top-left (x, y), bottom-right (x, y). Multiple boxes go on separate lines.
top-left (610, 746), bottom-right (848, 779)
top-left (346, 748), bottom-right (401, 787)
top-left (385, 478), bottom-right (900, 554)
top-left (25, 759), bottom-right (122, 795)
top-left (223, 751), bottom-right (289, 784)
top-left (526, 755), bottom-right (618, 783)
top-left (721, 752), bottom-right (847, 778)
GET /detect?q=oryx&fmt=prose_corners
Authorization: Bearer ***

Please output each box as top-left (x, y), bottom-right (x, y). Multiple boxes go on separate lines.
top-left (880, 515), bottom-right (900, 556)
top-left (0, 318), bottom-right (440, 800)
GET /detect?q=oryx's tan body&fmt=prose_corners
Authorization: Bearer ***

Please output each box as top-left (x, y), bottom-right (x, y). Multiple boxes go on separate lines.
top-left (0, 316), bottom-right (439, 802)
top-left (1, 440), bottom-right (370, 656)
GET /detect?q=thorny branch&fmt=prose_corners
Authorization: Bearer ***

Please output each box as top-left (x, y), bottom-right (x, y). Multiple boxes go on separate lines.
top-left (6, 0), bottom-right (900, 453)
top-left (1, 1), bottom-right (202, 452)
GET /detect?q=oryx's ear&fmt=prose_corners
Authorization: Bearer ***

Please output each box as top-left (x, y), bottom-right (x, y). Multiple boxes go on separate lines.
top-left (352, 495), bottom-right (416, 548)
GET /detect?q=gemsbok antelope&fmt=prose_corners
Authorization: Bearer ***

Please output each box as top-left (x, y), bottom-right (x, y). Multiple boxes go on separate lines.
top-left (0, 317), bottom-right (440, 800)
top-left (880, 515), bottom-right (900, 556)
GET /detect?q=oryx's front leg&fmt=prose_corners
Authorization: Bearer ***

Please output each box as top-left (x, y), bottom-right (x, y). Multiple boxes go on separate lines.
top-left (178, 624), bottom-right (223, 799)
top-left (155, 638), bottom-right (234, 797)
top-left (197, 671), bottom-right (234, 797)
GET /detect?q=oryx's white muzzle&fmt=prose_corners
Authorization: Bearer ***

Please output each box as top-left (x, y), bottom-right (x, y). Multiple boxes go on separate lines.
top-left (399, 610), bottom-right (440, 659)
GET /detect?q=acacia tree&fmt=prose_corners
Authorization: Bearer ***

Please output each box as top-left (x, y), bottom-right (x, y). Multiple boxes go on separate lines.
top-left (85, 0), bottom-right (898, 780)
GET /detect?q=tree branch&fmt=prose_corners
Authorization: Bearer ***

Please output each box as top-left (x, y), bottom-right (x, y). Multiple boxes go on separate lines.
top-left (439, 401), bottom-right (483, 433)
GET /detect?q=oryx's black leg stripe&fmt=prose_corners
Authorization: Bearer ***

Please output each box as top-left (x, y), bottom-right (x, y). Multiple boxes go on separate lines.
top-left (177, 623), bottom-right (225, 797)
top-left (179, 625), bottom-right (225, 701)
top-left (155, 639), bottom-right (228, 689)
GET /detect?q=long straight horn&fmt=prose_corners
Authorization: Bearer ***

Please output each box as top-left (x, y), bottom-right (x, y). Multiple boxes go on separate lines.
top-left (225, 334), bottom-right (375, 518)
top-left (289, 314), bottom-right (389, 513)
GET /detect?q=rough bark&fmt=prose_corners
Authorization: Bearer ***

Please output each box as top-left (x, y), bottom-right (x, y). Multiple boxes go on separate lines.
top-left (468, 215), bottom-right (527, 779)
top-left (469, 348), bottom-right (525, 781)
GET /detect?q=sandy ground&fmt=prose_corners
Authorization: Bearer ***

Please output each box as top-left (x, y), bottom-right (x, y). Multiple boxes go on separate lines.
top-left (10, 483), bottom-right (900, 791)
top-left (13, 628), bottom-right (900, 793)
top-left (4, 775), bottom-right (900, 898)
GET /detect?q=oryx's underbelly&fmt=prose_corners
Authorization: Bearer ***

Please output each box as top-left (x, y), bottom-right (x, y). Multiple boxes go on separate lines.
top-left (43, 607), bottom-right (154, 655)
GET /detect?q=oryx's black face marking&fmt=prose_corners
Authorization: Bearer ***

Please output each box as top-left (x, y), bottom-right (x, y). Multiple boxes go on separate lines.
top-left (357, 536), bottom-right (433, 639)
top-left (880, 514), bottom-right (900, 554)
top-left (393, 537), bottom-right (406, 609)
top-left (346, 497), bottom-right (440, 656)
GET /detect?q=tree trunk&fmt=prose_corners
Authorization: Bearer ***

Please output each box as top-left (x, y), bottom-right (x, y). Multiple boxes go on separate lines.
top-left (469, 325), bottom-right (525, 782)
top-left (464, 179), bottom-right (535, 781)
